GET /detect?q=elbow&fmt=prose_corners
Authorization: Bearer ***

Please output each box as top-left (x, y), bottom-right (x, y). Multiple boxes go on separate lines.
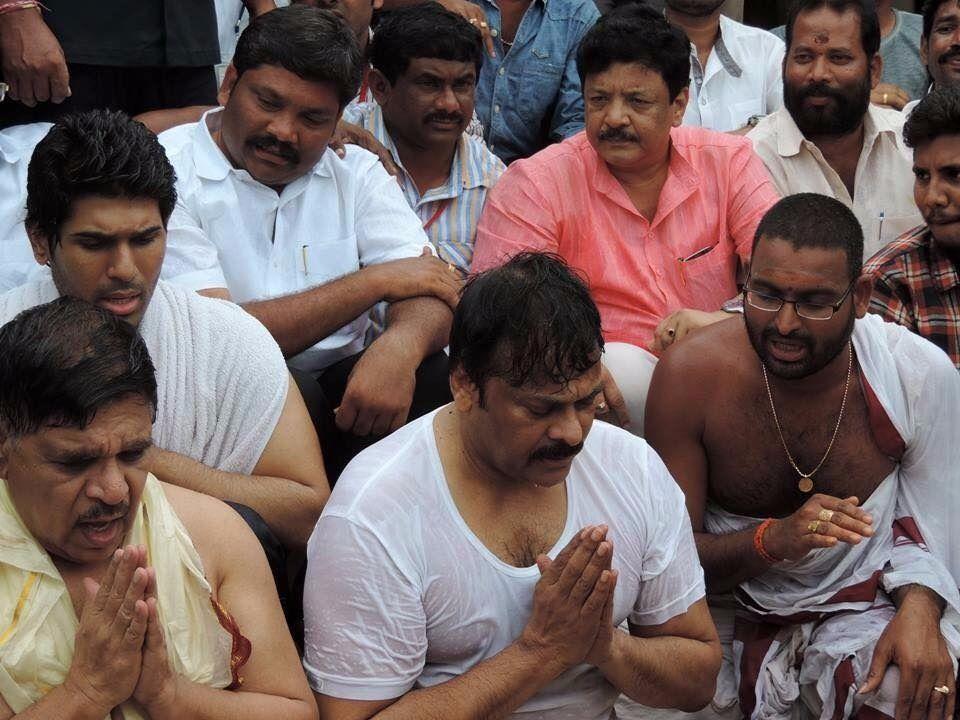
top-left (677, 642), bottom-right (722, 712)
top-left (294, 490), bottom-right (327, 548)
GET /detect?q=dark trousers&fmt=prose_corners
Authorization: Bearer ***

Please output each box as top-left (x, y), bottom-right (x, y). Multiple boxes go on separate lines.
top-left (0, 64), bottom-right (217, 129)
top-left (291, 349), bottom-right (453, 484)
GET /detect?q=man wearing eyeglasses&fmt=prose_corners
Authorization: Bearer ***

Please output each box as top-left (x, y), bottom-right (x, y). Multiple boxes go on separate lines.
top-left (644, 193), bottom-right (960, 720)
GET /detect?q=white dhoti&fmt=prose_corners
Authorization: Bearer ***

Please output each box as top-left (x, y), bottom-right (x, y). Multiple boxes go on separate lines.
top-left (603, 342), bottom-right (658, 437)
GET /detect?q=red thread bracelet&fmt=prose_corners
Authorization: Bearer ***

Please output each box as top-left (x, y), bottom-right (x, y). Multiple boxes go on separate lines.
top-left (753, 518), bottom-right (781, 564)
top-left (0, 1), bottom-right (45, 15)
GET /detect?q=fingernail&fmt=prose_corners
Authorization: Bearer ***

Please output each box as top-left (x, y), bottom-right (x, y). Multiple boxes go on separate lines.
top-left (597, 543), bottom-right (608, 557)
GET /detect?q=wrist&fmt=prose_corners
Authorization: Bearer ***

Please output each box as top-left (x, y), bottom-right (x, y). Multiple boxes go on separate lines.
top-left (894, 584), bottom-right (945, 621)
top-left (142, 676), bottom-right (181, 720)
top-left (61, 674), bottom-right (114, 720)
top-left (515, 632), bottom-right (569, 678)
top-left (0, 1), bottom-right (42, 19)
top-left (594, 625), bottom-right (628, 673)
top-left (755, 519), bottom-right (784, 564)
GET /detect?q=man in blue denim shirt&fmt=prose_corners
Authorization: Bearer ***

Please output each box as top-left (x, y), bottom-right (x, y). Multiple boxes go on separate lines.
top-left (469, 0), bottom-right (599, 162)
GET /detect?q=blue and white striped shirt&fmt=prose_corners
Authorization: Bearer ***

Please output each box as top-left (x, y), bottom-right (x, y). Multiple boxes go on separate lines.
top-left (348, 103), bottom-right (505, 273)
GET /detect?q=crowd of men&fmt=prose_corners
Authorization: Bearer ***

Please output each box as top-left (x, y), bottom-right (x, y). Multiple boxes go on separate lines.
top-left (1, 0), bottom-right (959, 718)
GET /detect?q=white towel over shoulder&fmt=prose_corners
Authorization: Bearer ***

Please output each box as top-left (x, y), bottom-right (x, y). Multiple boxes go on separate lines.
top-left (0, 274), bottom-right (287, 474)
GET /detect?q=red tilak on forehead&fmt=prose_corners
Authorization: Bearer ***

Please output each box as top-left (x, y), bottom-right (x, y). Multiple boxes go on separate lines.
top-left (814, 31), bottom-right (829, 44)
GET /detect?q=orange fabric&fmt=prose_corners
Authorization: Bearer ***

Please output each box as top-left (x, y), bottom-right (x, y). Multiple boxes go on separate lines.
top-left (473, 128), bottom-right (780, 349)
top-left (210, 596), bottom-right (252, 690)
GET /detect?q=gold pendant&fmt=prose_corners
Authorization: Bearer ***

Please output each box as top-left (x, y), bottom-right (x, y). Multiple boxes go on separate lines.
top-left (798, 477), bottom-right (814, 493)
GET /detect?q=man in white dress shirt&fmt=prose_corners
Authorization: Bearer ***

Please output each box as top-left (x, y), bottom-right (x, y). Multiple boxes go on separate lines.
top-left (0, 122), bottom-right (50, 293)
top-left (748, 0), bottom-right (921, 258)
top-left (665, 0), bottom-right (784, 133)
top-left (303, 252), bottom-right (721, 720)
top-left (161, 5), bottom-right (461, 480)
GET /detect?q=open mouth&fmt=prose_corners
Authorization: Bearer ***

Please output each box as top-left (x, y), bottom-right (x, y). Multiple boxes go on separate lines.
top-left (98, 293), bottom-right (141, 317)
top-left (77, 517), bottom-right (124, 547)
top-left (767, 337), bottom-right (808, 363)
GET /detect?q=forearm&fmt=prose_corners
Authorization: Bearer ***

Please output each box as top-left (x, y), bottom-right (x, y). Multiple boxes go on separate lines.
top-left (144, 448), bottom-right (323, 548)
top-left (893, 584), bottom-right (946, 616)
top-left (596, 628), bottom-right (719, 711)
top-left (375, 641), bottom-right (564, 720)
top-left (149, 678), bottom-right (314, 720)
top-left (11, 683), bottom-right (107, 720)
top-left (382, 296), bottom-right (452, 361)
top-left (242, 268), bottom-right (386, 358)
top-left (696, 528), bottom-right (773, 593)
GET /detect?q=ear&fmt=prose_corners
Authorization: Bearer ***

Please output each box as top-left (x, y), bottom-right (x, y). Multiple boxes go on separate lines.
top-left (218, 64), bottom-right (239, 107)
top-left (368, 68), bottom-right (392, 107)
top-left (869, 53), bottom-right (883, 91)
top-left (372, 0), bottom-right (384, 11)
top-left (450, 365), bottom-right (480, 413)
top-left (671, 86), bottom-right (690, 127)
top-left (853, 273), bottom-right (873, 318)
top-left (27, 226), bottom-right (52, 266)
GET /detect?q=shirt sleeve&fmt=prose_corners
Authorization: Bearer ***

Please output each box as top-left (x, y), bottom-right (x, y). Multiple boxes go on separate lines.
top-left (764, 37), bottom-right (785, 114)
top-left (162, 198), bottom-right (229, 291)
top-left (867, 270), bottom-right (917, 331)
top-left (303, 514), bottom-right (427, 701)
top-left (472, 161), bottom-right (561, 272)
top-left (549, 5), bottom-right (599, 141)
top-left (725, 140), bottom-right (781, 264)
top-left (629, 448), bottom-right (706, 627)
top-left (352, 149), bottom-right (432, 267)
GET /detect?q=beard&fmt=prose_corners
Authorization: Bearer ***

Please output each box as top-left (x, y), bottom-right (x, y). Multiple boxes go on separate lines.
top-left (666, 0), bottom-right (726, 15)
top-left (783, 74), bottom-right (871, 138)
top-left (745, 309), bottom-right (855, 380)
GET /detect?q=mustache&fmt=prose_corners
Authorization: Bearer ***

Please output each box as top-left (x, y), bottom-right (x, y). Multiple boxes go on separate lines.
top-left (798, 81), bottom-right (846, 102)
top-left (926, 209), bottom-right (960, 225)
top-left (248, 134), bottom-right (300, 164)
top-left (599, 127), bottom-right (638, 143)
top-left (529, 441), bottom-right (584, 463)
top-left (425, 112), bottom-right (464, 125)
top-left (79, 500), bottom-right (130, 523)
top-left (762, 326), bottom-right (813, 347)
top-left (938, 46), bottom-right (960, 64)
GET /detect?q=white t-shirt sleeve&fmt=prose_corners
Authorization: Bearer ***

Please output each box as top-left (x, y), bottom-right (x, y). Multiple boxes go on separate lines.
top-left (628, 447), bottom-right (706, 627)
top-left (162, 197), bottom-right (229, 291)
top-left (352, 149), bottom-right (432, 267)
top-left (303, 513), bottom-right (427, 701)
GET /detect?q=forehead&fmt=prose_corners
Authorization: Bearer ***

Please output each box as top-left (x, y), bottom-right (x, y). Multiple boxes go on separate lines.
top-left (791, 7), bottom-right (865, 52)
top-left (23, 398), bottom-right (153, 454)
top-left (914, 133), bottom-right (960, 164)
top-left (238, 64), bottom-right (341, 112)
top-left (502, 362), bottom-right (603, 401)
top-left (750, 236), bottom-right (850, 287)
top-left (62, 195), bottom-right (164, 235)
top-left (585, 62), bottom-right (670, 95)
top-left (401, 57), bottom-right (477, 80)
top-left (932, 1), bottom-right (960, 25)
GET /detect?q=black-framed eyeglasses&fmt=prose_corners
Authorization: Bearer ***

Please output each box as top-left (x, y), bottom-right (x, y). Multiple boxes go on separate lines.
top-left (743, 280), bottom-right (856, 321)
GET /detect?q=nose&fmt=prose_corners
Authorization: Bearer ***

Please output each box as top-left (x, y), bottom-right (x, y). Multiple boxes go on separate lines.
top-left (774, 300), bottom-right (804, 336)
top-left (922, 177), bottom-right (950, 212)
top-left (546, 405), bottom-right (585, 448)
top-left (86, 459), bottom-right (129, 507)
top-left (266, 111), bottom-right (297, 145)
top-left (436, 84), bottom-right (459, 114)
top-left (809, 55), bottom-right (832, 83)
top-left (605, 97), bottom-right (631, 126)
top-left (107, 241), bottom-right (137, 283)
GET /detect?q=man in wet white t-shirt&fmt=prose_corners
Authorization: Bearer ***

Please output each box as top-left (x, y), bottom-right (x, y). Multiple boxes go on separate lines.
top-left (303, 252), bottom-right (721, 719)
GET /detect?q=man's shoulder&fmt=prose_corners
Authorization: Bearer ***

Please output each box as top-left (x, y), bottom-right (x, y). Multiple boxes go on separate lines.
top-left (896, 9), bottom-right (923, 35)
top-left (857, 312), bottom-right (956, 380)
top-left (542, 0), bottom-right (600, 25)
top-left (863, 227), bottom-right (931, 279)
top-left (656, 316), bottom-right (748, 392)
top-left (0, 122), bottom-right (52, 163)
top-left (673, 124), bottom-right (755, 157)
top-left (0, 273), bottom-right (58, 325)
top-left (502, 132), bottom-right (593, 183)
top-left (721, 15), bottom-right (784, 54)
top-left (158, 120), bottom-right (201, 159)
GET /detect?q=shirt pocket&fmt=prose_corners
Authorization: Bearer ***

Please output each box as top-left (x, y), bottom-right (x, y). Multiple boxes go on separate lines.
top-left (299, 234), bottom-right (360, 288)
top-left (520, 49), bottom-right (564, 117)
top-left (677, 242), bottom-right (737, 305)
top-left (730, 98), bottom-right (764, 129)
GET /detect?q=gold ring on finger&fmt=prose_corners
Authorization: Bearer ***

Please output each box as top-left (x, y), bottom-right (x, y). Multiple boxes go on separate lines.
top-left (807, 520), bottom-right (821, 534)
top-left (818, 509), bottom-right (834, 523)
top-left (447, 262), bottom-right (457, 273)
top-left (469, 17), bottom-right (478, 23)
top-left (596, 401), bottom-right (607, 412)
top-left (934, 685), bottom-right (951, 696)
top-left (480, 20), bottom-right (488, 27)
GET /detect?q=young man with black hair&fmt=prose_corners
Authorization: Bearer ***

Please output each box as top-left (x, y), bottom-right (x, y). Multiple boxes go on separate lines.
top-left (865, 85), bottom-right (960, 368)
top-left (303, 251), bottom-right (721, 719)
top-left (0, 298), bottom-right (316, 719)
top-left (0, 110), bottom-right (329, 557)
top-left (749, 0), bottom-right (920, 257)
top-left (646, 193), bottom-right (960, 720)
top-left (347, 3), bottom-right (505, 272)
top-left (160, 5), bottom-right (461, 481)
top-left (473, 3), bottom-right (779, 435)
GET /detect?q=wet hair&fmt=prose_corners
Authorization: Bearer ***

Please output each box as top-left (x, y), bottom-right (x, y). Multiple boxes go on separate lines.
top-left (25, 109), bottom-right (176, 248)
top-left (785, 0), bottom-right (880, 58)
top-left (904, 85), bottom-right (960, 148)
top-left (450, 252), bottom-right (604, 400)
top-left (369, 5), bottom-right (484, 84)
top-left (922, 0), bottom-right (957, 39)
top-left (576, 2), bottom-right (690, 101)
top-left (0, 297), bottom-right (157, 439)
top-left (232, 5), bottom-right (363, 108)
top-left (751, 194), bottom-right (864, 282)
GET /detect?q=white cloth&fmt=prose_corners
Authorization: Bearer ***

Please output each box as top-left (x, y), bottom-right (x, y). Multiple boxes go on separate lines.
top-left (0, 275), bottom-right (287, 474)
top-left (602, 342), bottom-right (658, 438)
top-left (159, 109), bottom-right (432, 372)
top-left (748, 105), bottom-right (922, 258)
top-left (303, 411), bottom-right (706, 718)
top-left (0, 122), bottom-right (51, 294)
top-left (683, 15), bottom-right (784, 133)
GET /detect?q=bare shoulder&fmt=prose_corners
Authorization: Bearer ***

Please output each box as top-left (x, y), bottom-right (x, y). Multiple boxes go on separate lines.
top-left (159, 482), bottom-right (258, 590)
top-left (656, 316), bottom-right (748, 392)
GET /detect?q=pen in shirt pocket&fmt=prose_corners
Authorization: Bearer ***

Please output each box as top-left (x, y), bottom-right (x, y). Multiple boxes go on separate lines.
top-left (677, 243), bottom-right (718, 287)
top-left (302, 244), bottom-right (309, 276)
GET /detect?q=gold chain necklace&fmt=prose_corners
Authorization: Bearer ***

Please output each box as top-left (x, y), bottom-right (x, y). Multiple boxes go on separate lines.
top-left (760, 342), bottom-right (853, 493)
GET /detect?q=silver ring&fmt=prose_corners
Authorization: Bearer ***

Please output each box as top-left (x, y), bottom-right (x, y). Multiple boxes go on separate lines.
top-left (597, 402), bottom-right (607, 412)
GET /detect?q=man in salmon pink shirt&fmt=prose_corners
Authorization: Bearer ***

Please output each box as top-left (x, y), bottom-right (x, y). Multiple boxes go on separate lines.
top-left (472, 3), bottom-right (780, 435)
